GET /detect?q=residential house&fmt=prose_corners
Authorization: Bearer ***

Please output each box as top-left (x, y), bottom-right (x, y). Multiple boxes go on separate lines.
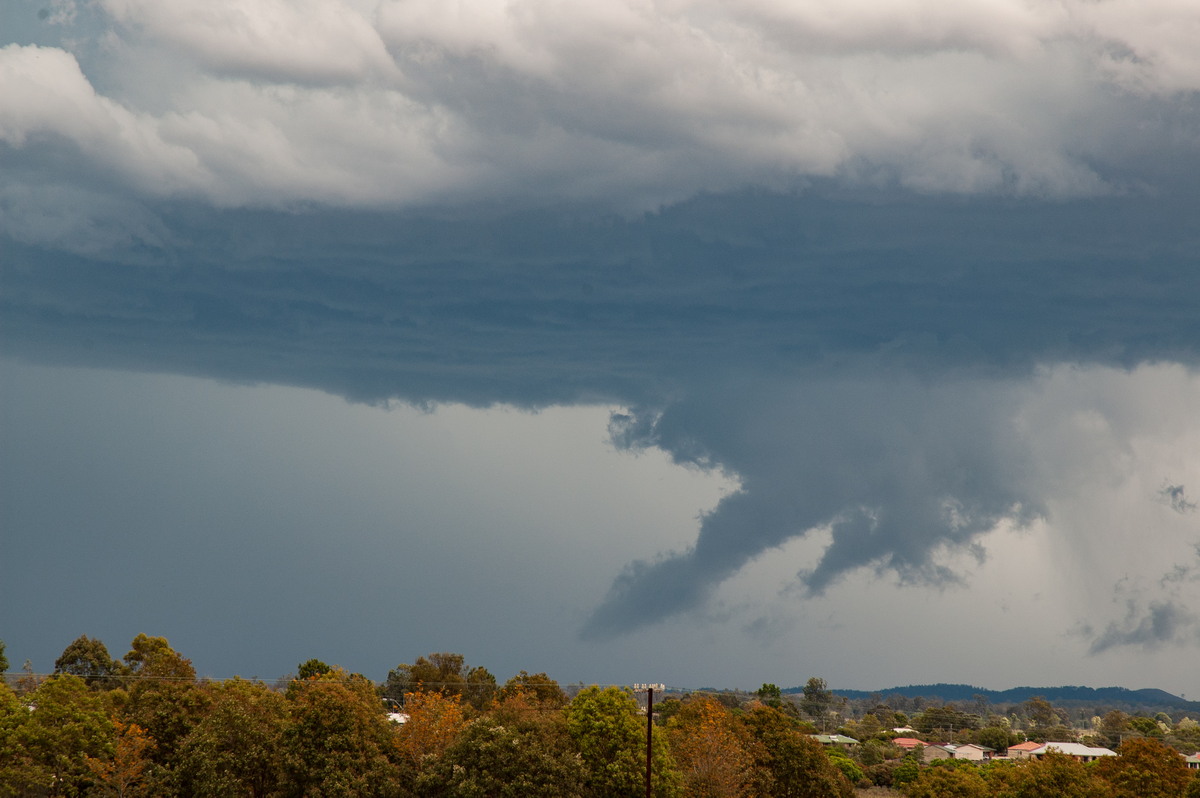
top-left (892, 737), bottom-right (929, 751)
top-left (953, 743), bottom-right (993, 761)
top-left (1029, 742), bottom-right (1116, 763)
top-left (1005, 741), bottom-right (1043, 759)
top-left (813, 734), bottom-right (859, 750)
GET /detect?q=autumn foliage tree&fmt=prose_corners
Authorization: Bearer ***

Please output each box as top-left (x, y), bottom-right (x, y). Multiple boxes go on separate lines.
top-left (667, 695), bottom-right (757, 798)
top-left (1092, 736), bottom-right (1193, 798)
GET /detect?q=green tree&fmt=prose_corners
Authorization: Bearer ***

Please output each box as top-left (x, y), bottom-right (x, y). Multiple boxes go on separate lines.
top-left (418, 708), bottom-right (585, 797)
top-left (118, 634), bottom-right (209, 791)
top-left (1092, 737), bottom-right (1192, 798)
top-left (914, 705), bottom-right (980, 736)
top-left (55, 635), bottom-right (124, 690)
top-left (280, 668), bottom-right (408, 797)
top-left (801, 678), bottom-right (834, 728)
top-left (0, 674), bottom-right (115, 797)
top-left (743, 704), bottom-right (853, 798)
top-left (1129, 715), bottom-right (1165, 738)
top-left (757, 684), bottom-right (784, 708)
top-left (497, 671), bottom-right (567, 708)
top-left (296, 658), bottom-right (332, 681)
top-left (175, 678), bottom-right (287, 797)
top-left (976, 725), bottom-right (1016, 754)
top-left (0, 640), bottom-right (8, 674)
top-left (565, 686), bottom-right (681, 798)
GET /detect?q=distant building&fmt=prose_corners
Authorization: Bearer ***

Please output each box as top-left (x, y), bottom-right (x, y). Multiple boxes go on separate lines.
top-left (892, 737), bottom-right (929, 751)
top-left (923, 744), bottom-right (955, 762)
top-left (1029, 742), bottom-right (1116, 763)
top-left (953, 743), bottom-right (993, 761)
top-left (1005, 741), bottom-right (1043, 759)
top-left (1184, 753), bottom-right (1199, 770)
top-left (812, 734), bottom-right (859, 749)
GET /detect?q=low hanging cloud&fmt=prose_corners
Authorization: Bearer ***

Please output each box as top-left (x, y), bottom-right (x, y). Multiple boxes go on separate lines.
top-left (1087, 601), bottom-right (1200, 655)
top-left (584, 372), bottom-right (1043, 638)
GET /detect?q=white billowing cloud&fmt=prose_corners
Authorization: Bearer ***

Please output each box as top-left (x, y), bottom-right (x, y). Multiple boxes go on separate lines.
top-left (0, 44), bottom-right (208, 193)
top-left (1, 0), bottom-right (1199, 209)
top-left (99, 0), bottom-right (400, 85)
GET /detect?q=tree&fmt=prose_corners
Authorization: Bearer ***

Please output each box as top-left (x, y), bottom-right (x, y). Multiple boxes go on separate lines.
top-left (418, 707), bottom-right (585, 797)
top-left (85, 719), bottom-right (156, 798)
top-left (0, 640), bottom-right (8, 674)
top-left (392, 689), bottom-right (467, 771)
top-left (296, 658), bottom-right (332, 681)
top-left (857, 713), bottom-right (884, 740)
top-left (1092, 737), bottom-right (1192, 798)
top-left (384, 653), bottom-right (496, 711)
top-left (667, 695), bottom-right (757, 797)
top-left (913, 705), bottom-right (980, 736)
top-left (1021, 697), bottom-right (1060, 729)
top-left (757, 684), bottom-right (784, 708)
top-left (1128, 715), bottom-right (1165, 738)
top-left (0, 674), bottom-right (115, 797)
top-left (902, 763), bottom-right (989, 798)
top-left (498, 671), bottom-right (567, 708)
top-left (998, 750), bottom-right (1100, 798)
top-left (565, 686), bottom-right (681, 798)
top-left (175, 678), bottom-right (287, 798)
top-left (976, 725), bottom-right (1016, 753)
top-left (743, 704), bottom-right (853, 798)
top-left (280, 668), bottom-right (408, 797)
top-left (55, 635), bottom-right (124, 690)
top-left (801, 678), bottom-right (834, 727)
top-left (118, 634), bottom-right (209, 791)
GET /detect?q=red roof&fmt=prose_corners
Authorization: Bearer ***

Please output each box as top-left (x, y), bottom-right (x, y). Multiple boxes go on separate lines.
top-left (1007, 741), bottom-right (1042, 752)
top-left (893, 737), bottom-right (929, 749)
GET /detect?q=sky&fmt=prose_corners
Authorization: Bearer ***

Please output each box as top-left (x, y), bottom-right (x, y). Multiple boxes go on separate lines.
top-left (2, 0), bottom-right (1200, 699)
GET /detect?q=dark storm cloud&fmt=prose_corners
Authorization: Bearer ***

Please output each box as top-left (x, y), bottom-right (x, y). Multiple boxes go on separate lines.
top-left (4, 0), bottom-right (1200, 645)
top-left (4, 186), bottom-right (1200, 633)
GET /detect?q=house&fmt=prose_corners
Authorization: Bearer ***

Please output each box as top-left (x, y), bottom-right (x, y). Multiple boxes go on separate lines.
top-left (813, 734), bottom-right (859, 749)
top-left (921, 742), bottom-right (993, 762)
top-left (1005, 741), bottom-right (1043, 759)
top-left (922, 744), bottom-right (956, 762)
top-left (1029, 742), bottom-right (1116, 763)
top-left (892, 737), bottom-right (929, 751)
top-left (953, 743), bottom-right (994, 761)
top-left (1185, 753), bottom-right (1199, 770)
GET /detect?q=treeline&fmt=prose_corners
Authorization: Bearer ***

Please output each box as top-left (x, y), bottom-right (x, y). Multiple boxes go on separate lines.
top-left (0, 635), bottom-right (855, 797)
top-left (2, 636), bottom-right (1200, 797)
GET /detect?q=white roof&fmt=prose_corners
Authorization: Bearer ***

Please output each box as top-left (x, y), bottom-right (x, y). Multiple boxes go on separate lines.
top-left (1032, 742), bottom-right (1116, 758)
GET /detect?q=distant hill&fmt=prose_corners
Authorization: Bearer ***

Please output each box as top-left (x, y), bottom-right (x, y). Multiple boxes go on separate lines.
top-left (784, 683), bottom-right (1200, 713)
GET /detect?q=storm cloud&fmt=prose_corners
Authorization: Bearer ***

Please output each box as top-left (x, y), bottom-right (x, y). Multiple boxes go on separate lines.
top-left (3, 0), bottom-right (1200, 689)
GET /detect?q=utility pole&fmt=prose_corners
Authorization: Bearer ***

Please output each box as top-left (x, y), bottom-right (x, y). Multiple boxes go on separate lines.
top-left (634, 683), bottom-right (664, 798)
